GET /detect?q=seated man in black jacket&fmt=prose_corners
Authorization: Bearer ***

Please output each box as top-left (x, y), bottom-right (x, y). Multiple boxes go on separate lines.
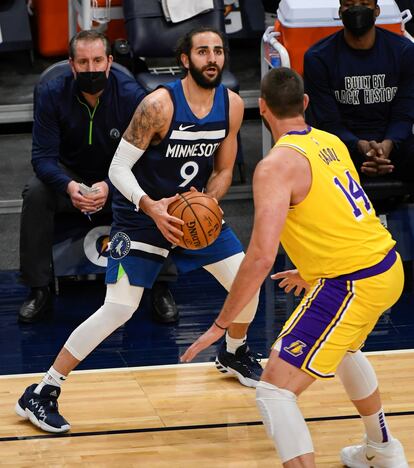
top-left (304, 0), bottom-right (414, 181)
top-left (19, 30), bottom-right (178, 324)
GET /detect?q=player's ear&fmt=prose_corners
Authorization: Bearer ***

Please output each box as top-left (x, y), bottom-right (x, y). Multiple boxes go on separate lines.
top-left (69, 57), bottom-right (77, 77)
top-left (303, 94), bottom-right (310, 112)
top-left (181, 53), bottom-right (190, 70)
top-left (258, 97), bottom-right (266, 116)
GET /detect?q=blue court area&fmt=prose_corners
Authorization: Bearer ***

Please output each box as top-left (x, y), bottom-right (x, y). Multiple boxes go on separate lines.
top-left (0, 265), bottom-right (413, 376)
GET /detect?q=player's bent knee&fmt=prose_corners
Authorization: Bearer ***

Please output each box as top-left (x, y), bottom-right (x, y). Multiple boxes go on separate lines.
top-left (256, 381), bottom-right (313, 463)
top-left (203, 252), bottom-right (245, 290)
top-left (106, 301), bottom-right (137, 324)
top-left (105, 274), bottom-right (143, 309)
top-left (336, 350), bottom-right (378, 401)
top-left (64, 302), bottom-right (137, 361)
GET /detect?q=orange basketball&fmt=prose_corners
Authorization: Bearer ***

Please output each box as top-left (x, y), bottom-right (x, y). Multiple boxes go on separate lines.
top-left (167, 191), bottom-right (223, 250)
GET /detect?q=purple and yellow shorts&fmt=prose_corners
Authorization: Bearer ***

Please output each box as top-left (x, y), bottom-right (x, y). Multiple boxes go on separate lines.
top-left (274, 249), bottom-right (404, 379)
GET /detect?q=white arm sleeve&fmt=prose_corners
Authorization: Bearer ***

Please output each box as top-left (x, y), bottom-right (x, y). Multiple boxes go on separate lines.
top-left (108, 138), bottom-right (147, 208)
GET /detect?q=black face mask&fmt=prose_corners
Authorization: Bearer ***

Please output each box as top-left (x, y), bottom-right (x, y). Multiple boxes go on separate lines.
top-left (342, 6), bottom-right (376, 37)
top-left (76, 71), bottom-right (108, 94)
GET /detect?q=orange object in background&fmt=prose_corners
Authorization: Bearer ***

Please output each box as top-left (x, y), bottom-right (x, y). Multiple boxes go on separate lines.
top-left (33, 0), bottom-right (69, 57)
top-left (275, 0), bottom-right (405, 76)
top-left (33, 0), bottom-right (126, 57)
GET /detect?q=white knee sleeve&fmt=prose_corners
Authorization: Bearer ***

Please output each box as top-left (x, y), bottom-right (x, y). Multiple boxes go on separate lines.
top-left (64, 275), bottom-right (144, 361)
top-left (204, 252), bottom-right (259, 323)
top-left (105, 272), bottom-right (144, 307)
top-left (336, 351), bottom-right (378, 401)
top-left (256, 381), bottom-right (314, 463)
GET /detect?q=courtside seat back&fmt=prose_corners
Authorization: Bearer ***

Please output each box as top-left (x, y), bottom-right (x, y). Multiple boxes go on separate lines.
top-left (122, 0), bottom-right (239, 93)
top-left (0, 0), bottom-right (32, 53)
top-left (123, 0), bottom-right (225, 57)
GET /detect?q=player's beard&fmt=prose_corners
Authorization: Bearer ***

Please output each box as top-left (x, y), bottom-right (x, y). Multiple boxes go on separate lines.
top-left (188, 58), bottom-right (223, 89)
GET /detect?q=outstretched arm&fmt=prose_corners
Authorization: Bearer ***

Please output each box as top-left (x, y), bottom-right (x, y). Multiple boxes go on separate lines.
top-left (181, 147), bottom-right (303, 362)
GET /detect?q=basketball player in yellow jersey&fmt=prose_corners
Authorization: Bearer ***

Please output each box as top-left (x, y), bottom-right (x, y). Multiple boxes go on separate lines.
top-left (181, 67), bottom-right (408, 467)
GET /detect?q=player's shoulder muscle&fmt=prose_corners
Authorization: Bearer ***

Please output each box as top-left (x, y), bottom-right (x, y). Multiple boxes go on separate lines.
top-left (124, 88), bottom-right (173, 148)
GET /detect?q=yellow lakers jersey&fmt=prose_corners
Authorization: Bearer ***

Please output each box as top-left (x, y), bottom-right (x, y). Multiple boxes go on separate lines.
top-left (276, 127), bottom-right (395, 283)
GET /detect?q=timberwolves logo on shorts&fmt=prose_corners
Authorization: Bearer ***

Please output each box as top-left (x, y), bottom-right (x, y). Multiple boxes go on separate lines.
top-left (283, 340), bottom-right (307, 357)
top-left (110, 232), bottom-right (131, 259)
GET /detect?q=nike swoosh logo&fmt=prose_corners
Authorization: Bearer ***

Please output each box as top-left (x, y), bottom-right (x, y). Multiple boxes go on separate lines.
top-left (179, 124), bottom-right (195, 131)
top-left (366, 455), bottom-right (375, 461)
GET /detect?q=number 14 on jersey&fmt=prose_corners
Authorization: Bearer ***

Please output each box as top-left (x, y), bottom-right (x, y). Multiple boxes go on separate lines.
top-left (334, 171), bottom-right (372, 219)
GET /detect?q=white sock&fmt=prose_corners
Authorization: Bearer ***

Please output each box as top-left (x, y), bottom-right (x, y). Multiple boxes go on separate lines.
top-left (225, 333), bottom-right (246, 354)
top-left (362, 409), bottom-right (391, 444)
top-left (34, 366), bottom-right (67, 394)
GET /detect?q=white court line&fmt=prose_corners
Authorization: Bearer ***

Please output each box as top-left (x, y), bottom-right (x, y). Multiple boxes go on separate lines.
top-left (1, 348), bottom-right (413, 380)
top-left (0, 361), bottom-right (214, 379)
top-left (364, 348), bottom-right (414, 356)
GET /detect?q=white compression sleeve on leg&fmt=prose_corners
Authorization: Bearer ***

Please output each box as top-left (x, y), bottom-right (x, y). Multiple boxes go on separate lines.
top-left (108, 138), bottom-right (147, 208)
top-left (256, 381), bottom-right (314, 463)
top-left (336, 350), bottom-right (378, 401)
top-left (337, 352), bottom-right (391, 444)
top-left (203, 252), bottom-right (259, 323)
top-left (64, 275), bottom-right (144, 361)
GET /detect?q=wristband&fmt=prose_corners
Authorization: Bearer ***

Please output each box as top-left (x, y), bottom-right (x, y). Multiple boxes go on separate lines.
top-left (214, 320), bottom-right (227, 331)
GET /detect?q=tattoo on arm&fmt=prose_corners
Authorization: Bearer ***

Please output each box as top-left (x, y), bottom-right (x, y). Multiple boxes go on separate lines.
top-left (124, 96), bottom-right (167, 149)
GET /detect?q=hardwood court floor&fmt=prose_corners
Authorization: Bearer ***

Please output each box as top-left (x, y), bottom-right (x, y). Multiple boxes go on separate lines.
top-left (1, 351), bottom-right (413, 467)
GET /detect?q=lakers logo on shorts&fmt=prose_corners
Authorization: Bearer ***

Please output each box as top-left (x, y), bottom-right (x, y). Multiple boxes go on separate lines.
top-left (110, 232), bottom-right (131, 259)
top-left (284, 340), bottom-right (307, 357)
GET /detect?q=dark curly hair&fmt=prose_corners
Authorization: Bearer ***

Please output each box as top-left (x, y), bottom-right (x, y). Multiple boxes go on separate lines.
top-left (175, 27), bottom-right (229, 72)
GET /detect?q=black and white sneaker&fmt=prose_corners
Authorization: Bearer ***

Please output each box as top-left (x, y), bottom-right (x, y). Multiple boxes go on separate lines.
top-left (15, 383), bottom-right (70, 433)
top-left (215, 342), bottom-right (263, 388)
